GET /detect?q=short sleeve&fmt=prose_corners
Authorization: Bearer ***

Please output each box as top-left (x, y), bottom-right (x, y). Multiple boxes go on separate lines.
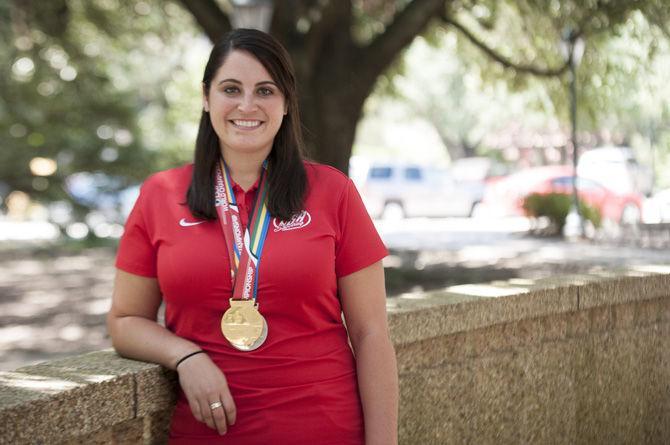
top-left (335, 179), bottom-right (388, 277)
top-left (115, 184), bottom-right (158, 277)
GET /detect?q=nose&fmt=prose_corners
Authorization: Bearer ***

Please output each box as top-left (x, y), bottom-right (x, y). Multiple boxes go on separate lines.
top-left (237, 92), bottom-right (258, 113)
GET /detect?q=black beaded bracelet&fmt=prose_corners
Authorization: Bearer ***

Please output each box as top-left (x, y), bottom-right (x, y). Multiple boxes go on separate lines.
top-left (175, 350), bottom-right (205, 369)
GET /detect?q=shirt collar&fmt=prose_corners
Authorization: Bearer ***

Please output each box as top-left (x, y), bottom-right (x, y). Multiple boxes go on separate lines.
top-left (231, 177), bottom-right (260, 196)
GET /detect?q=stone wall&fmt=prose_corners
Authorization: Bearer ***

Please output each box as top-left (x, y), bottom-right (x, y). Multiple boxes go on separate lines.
top-left (1, 266), bottom-right (669, 444)
top-left (392, 268), bottom-right (670, 444)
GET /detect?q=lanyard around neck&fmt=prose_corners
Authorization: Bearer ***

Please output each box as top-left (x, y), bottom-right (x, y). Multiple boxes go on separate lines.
top-left (214, 159), bottom-right (272, 301)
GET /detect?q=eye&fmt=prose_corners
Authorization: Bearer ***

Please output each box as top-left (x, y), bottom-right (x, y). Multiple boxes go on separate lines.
top-left (257, 87), bottom-right (273, 96)
top-left (223, 85), bottom-right (240, 95)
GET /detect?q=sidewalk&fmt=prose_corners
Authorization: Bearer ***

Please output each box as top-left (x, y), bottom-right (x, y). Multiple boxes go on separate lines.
top-left (0, 246), bottom-right (115, 371)
top-left (1, 235), bottom-right (670, 371)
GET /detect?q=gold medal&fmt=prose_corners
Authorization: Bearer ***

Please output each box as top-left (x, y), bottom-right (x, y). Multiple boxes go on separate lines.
top-left (215, 162), bottom-right (272, 352)
top-left (221, 299), bottom-right (267, 351)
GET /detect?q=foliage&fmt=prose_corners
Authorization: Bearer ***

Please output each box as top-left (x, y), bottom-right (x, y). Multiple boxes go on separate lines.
top-left (523, 192), bottom-right (601, 235)
top-left (2, 0), bottom-right (670, 216)
top-left (363, 31), bottom-right (559, 162)
top-left (356, 0), bottom-right (670, 172)
top-left (0, 0), bottom-right (201, 214)
top-left (446, 1), bottom-right (670, 148)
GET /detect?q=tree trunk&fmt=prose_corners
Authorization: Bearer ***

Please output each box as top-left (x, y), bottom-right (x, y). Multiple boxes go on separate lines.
top-left (290, 36), bottom-right (372, 175)
top-left (432, 125), bottom-right (466, 161)
top-left (298, 67), bottom-right (368, 174)
top-left (461, 139), bottom-right (478, 158)
top-left (301, 92), bottom-right (363, 175)
top-left (180, 0), bottom-right (448, 174)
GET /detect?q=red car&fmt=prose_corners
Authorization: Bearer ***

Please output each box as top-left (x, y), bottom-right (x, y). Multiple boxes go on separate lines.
top-left (480, 165), bottom-right (643, 224)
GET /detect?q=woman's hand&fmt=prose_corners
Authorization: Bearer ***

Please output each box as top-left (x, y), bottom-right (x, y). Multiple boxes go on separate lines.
top-left (176, 352), bottom-right (237, 435)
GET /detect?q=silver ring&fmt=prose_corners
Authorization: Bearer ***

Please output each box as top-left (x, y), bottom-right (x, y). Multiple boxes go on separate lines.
top-left (209, 401), bottom-right (223, 410)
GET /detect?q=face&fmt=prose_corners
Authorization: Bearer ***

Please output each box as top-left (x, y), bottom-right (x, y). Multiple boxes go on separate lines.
top-left (204, 50), bottom-right (287, 159)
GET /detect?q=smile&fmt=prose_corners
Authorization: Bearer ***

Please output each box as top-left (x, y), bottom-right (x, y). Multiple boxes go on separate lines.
top-left (231, 120), bottom-right (263, 129)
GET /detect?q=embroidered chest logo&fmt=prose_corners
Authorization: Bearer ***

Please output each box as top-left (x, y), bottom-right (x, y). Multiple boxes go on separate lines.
top-left (179, 218), bottom-right (205, 227)
top-left (273, 210), bottom-right (311, 232)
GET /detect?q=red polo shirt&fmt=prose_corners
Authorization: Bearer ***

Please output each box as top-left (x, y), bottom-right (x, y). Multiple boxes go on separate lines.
top-left (115, 161), bottom-right (388, 444)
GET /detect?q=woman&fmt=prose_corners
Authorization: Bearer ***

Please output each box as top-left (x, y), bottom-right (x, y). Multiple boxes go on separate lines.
top-left (107, 28), bottom-right (398, 444)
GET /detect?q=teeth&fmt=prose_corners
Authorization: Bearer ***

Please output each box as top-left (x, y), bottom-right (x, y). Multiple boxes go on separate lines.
top-left (233, 120), bottom-right (261, 128)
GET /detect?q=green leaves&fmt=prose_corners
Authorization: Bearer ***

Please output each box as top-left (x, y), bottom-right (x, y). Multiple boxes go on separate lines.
top-left (1, 0), bottom-right (200, 212)
top-left (523, 192), bottom-right (601, 235)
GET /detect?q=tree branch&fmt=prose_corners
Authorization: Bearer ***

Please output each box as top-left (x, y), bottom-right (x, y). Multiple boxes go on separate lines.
top-left (358, 0), bottom-right (446, 90)
top-left (442, 13), bottom-right (569, 78)
top-left (302, 0), bottom-right (352, 61)
top-left (13, 0), bottom-right (70, 38)
top-left (177, 0), bottom-right (231, 43)
top-left (271, 0), bottom-right (300, 37)
top-left (306, 0), bottom-right (351, 35)
top-left (271, 0), bottom-right (318, 36)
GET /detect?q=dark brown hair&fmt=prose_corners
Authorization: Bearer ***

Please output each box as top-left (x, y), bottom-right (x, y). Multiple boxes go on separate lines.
top-left (187, 28), bottom-right (306, 221)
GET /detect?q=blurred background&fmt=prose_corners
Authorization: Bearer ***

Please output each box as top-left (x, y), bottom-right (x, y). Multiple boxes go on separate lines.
top-left (2, 0), bottom-right (670, 370)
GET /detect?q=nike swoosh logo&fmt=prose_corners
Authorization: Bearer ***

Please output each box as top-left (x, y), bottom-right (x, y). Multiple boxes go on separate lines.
top-left (179, 218), bottom-right (205, 227)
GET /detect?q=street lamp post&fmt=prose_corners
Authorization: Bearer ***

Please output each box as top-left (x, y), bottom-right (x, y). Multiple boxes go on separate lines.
top-left (560, 28), bottom-right (585, 238)
top-left (231, 0), bottom-right (274, 32)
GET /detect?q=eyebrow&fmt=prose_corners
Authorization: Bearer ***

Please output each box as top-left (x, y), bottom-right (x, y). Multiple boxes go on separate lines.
top-left (217, 78), bottom-right (278, 87)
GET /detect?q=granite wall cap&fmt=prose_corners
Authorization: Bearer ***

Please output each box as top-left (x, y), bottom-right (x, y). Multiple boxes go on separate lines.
top-left (386, 267), bottom-right (670, 345)
top-left (0, 349), bottom-right (171, 445)
top-left (578, 267), bottom-right (670, 309)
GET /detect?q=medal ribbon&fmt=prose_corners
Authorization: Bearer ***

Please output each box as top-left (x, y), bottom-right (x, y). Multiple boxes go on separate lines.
top-left (214, 159), bottom-right (272, 302)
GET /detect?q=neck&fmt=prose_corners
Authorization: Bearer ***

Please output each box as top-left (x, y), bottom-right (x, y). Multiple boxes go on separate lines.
top-left (221, 149), bottom-right (267, 191)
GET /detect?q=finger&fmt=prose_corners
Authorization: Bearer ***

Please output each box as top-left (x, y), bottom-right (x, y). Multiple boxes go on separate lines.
top-left (198, 398), bottom-right (216, 430)
top-left (221, 391), bottom-right (237, 426)
top-left (210, 400), bottom-right (228, 435)
top-left (188, 397), bottom-right (203, 423)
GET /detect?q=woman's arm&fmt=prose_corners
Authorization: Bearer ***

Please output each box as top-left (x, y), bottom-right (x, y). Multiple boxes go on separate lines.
top-left (107, 269), bottom-right (236, 435)
top-left (339, 261), bottom-right (398, 445)
top-left (107, 269), bottom-right (198, 369)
